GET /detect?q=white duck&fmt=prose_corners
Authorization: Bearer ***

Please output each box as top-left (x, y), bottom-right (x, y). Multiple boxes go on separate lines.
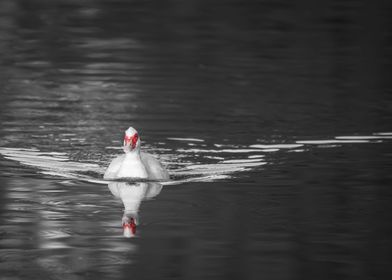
top-left (108, 181), bottom-right (163, 237)
top-left (104, 127), bottom-right (170, 181)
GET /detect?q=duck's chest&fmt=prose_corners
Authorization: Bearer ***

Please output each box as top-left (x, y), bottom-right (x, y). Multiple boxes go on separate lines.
top-left (117, 154), bottom-right (148, 179)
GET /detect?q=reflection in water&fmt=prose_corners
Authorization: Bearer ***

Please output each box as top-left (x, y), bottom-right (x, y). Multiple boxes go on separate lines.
top-left (107, 181), bottom-right (162, 238)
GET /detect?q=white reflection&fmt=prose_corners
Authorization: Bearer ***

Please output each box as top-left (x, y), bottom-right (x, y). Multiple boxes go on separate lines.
top-left (107, 182), bottom-right (163, 238)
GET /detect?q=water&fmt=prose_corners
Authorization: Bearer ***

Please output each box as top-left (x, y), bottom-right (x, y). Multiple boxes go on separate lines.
top-left (1, 0), bottom-right (392, 279)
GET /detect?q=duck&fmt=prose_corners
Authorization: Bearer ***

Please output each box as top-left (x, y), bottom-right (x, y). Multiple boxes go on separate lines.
top-left (104, 127), bottom-right (170, 181)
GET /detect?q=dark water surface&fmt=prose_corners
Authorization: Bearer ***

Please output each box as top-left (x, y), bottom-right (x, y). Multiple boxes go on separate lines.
top-left (1, 1), bottom-right (392, 279)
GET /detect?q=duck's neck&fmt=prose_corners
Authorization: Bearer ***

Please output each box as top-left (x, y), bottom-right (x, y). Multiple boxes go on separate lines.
top-left (123, 148), bottom-right (141, 159)
top-left (117, 148), bottom-right (148, 179)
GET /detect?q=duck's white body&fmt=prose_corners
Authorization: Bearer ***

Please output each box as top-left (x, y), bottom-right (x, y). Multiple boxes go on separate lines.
top-left (104, 127), bottom-right (169, 181)
top-left (104, 152), bottom-right (169, 180)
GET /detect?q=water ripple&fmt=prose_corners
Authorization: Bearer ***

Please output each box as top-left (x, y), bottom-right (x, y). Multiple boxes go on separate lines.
top-left (0, 132), bottom-right (391, 185)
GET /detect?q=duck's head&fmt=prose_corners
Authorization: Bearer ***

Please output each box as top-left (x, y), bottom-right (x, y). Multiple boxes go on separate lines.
top-left (123, 127), bottom-right (140, 153)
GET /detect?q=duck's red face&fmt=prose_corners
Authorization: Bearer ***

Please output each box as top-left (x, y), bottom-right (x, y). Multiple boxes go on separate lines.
top-left (124, 133), bottom-right (139, 150)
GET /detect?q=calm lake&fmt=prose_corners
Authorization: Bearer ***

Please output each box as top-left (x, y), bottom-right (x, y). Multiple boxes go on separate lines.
top-left (0, 0), bottom-right (392, 279)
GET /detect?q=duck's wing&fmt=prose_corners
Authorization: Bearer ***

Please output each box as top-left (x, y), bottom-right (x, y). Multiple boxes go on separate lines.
top-left (104, 154), bottom-right (125, 179)
top-left (140, 152), bottom-right (170, 180)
